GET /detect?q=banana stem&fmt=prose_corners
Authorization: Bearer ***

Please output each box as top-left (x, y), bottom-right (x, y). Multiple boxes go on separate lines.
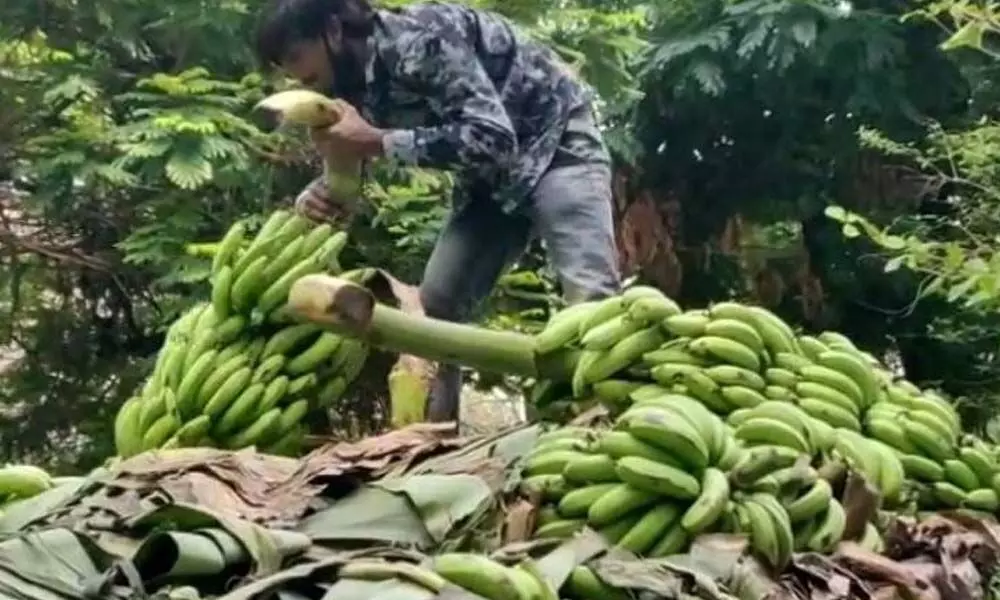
top-left (287, 274), bottom-right (567, 378)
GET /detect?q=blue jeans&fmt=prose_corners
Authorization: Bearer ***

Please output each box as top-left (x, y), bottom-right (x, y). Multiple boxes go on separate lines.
top-left (419, 159), bottom-right (622, 422)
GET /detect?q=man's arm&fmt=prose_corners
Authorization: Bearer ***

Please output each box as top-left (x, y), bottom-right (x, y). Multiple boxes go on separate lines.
top-left (381, 33), bottom-right (517, 177)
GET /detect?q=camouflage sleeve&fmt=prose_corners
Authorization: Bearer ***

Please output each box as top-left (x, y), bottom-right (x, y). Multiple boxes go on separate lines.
top-left (382, 33), bottom-right (517, 176)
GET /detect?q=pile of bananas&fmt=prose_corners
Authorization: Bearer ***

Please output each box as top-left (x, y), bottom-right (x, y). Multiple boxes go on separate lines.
top-left (521, 399), bottom-right (882, 570)
top-left (529, 289), bottom-right (997, 566)
top-left (209, 210), bottom-right (347, 323)
top-left (0, 464), bottom-right (54, 509)
top-left (867, 388), bottom-right (1000, 512)
top-left (113, 210), bottom-right (370, 457)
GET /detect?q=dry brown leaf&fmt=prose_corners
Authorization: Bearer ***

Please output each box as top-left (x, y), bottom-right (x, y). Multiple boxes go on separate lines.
top-left (292, 422), bottom-right (467, 484)
top-left (29, 425), bottom-right (472, 532)
top-left (567, 403), bottom-right (611, 427)
top-left (842, 471), bottom-right (881, 541)
top-left (834, 542), bottom-right (939, 600)
top-left (501, 498), bottom-right (537, 545)
top-left (748, 552), bottom-right (866, 600)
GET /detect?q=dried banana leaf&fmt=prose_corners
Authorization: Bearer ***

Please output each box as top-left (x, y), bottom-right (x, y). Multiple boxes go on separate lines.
top-left (0, 528), bottom-right (110, 599)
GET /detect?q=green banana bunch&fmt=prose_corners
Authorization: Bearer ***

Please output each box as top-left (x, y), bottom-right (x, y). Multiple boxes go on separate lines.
top-left (531, 289), bottom-right (976, 518)
top-left (432, 553), bottom-right (557, 600)
top-left (211, 210), bottom-right (348, 321)
top-left (861, 384), bottom-right (989, 511)
top-left (113, 209), bottom-right (371, 459)
top-left (537, 292), bottom-right (926, 437)
top-left (526, 368), bottom-right (883, 564)
top-left (524, 396), bottom-right (747, 557)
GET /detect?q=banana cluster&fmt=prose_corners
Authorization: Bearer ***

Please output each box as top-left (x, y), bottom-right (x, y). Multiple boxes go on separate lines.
top-left (529, 291), bottom-right (985, 565)
top-left (522, 402), bottom-right (885, 570)
top-left (523, 396), bottom-right (738, 555)
top-left (211, 210), bottom-right (347, 323)
top-left (867, 383), bottom-right (999, 512)
top-left (432, 553), bottom-right (558, 600)
top-left (0, 464), bottom-right (53, 509)
top-left (722, 408), bottom-right (886, 562)
top-left (535, 286), bottom-right (681, 398)
top-left (112, 210), bottom-right (370, 458)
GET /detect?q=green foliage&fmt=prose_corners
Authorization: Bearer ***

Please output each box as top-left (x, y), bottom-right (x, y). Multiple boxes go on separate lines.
top-left (7, 0), bottom-right (1000, 467)
top-left (816, 0), bottom-right (1000, 428)
top-left (620, 0), bottom-right (1000, 429)
top-left (0, 0), bottom-right (641, 468)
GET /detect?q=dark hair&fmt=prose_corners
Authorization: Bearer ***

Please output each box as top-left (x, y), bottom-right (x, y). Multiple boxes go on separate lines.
top-left (255, 0), bottom-right (375, 67)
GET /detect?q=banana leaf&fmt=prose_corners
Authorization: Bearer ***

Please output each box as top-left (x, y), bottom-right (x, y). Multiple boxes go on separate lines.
top-left (126, 502), bottom-right (306, 577)
top-left (377, 475), bottom-right (493, 542)
top-left (588, 555), bottom-right (741, 600)
top-left (302, 423), bottom-right (538, 549)
top-left (155, 585), bottom-right (206, 599)
top-left (297, 484), bottom-right (434, 547)
top-left (0, 528), bottom-right (111, 599)
top-left (320, 578), bottom-right (437, 600)
top-left (129, 526), bottom-right (310, 585)
top-left (214, 555), bottom-right (344, 600)
top-left (36, 499), bottom-right (314, 597)
top-left (532, 528), bottom-right (611, 589)
top-left (397, 423), bottom-right (542, 496)
top-left (213, 550), bottom-right (427, 600)
top-left (298, 472), bottom-right (495, 548)
top-left (275, 592), bottom-right (315, 600)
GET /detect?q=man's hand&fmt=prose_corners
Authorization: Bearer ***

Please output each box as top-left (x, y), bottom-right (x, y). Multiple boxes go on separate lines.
top-left (310, 99), bottom-right (386, 162)
top-left (294, 183), bottom-right (344, 223)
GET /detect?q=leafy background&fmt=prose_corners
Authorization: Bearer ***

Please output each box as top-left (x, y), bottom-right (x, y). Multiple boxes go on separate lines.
top-left (3, 0), bottom-right (1000, 472)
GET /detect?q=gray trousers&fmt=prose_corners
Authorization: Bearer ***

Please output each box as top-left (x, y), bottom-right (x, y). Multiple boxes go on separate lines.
top-left (419, 159), bottom-right (622, 422)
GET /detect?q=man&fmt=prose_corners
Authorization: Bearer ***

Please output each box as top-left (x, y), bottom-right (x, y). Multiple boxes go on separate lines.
top-left (255, 0), bottom-right (621, 422)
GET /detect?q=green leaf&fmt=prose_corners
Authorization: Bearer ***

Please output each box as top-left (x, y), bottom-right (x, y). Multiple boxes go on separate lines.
top-left (0, 528), bottom-right (108, 599)
top-left (689, 60), bottom-right (725, 95)
top-left (884, 255), bottom-right (905, 272)
top-left (947, 276), bottom-right (978, 302)
top-left (941, 21), bottom-right (986, 52)
top-left (841, 223), bottom-right (861, 238)
top-left (737, 16), bottom-right (772, 59)
top-left (122, 138), bottom-right (172, 158)
top-left (376, 474), bottom-right (493, 542)
top-left (824, 205), bottom-right (848, 221)
top-left (165, 149), bottom-right (213, 189)
top-left (965, 290), bottom-right (994, 307)
top-left (790, 16), bottom-right (817, 48)
top-left (880, 234), bottom-right (906, 250)
top-left (296, 485), bottom-right (434, 547)
top-left (920, 275), bottom-right (946, 298)
top-left (944, 244), bottom-right (967, 271)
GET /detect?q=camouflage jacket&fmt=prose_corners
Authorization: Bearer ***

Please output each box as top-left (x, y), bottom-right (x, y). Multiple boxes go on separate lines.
top-left (346, 2), bottom-right (609, 213)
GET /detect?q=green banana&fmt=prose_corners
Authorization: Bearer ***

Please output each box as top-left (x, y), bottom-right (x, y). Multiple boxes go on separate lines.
top-left (680, 468), bottom-right (729, 534)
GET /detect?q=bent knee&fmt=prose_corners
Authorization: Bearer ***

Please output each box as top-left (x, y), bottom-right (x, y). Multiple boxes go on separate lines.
top-left (419, 283), bottom-right (456, 321)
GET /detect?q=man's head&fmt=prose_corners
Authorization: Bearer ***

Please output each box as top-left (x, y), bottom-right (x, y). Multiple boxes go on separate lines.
top-left (255, 0), bottom-right (375, 97)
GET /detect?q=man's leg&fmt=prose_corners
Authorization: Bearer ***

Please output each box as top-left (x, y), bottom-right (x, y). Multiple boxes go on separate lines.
top-left (420, 198), bottom-right (532, 422)
top-left (529, 160), bottom-right (622, 303)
